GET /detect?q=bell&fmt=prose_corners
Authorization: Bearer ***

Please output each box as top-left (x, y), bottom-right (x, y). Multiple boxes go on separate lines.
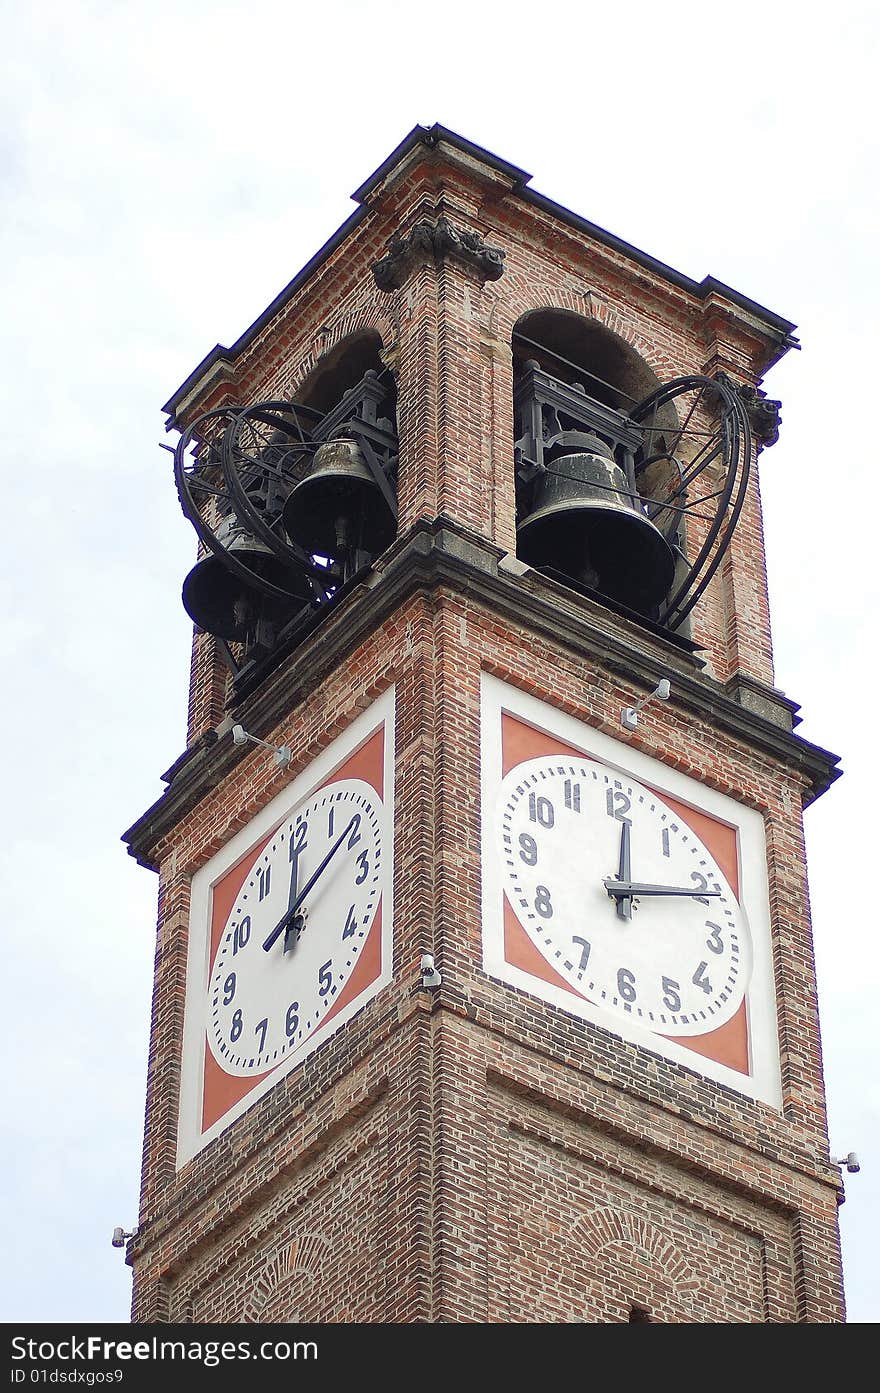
top-left (517, 432), bottom-right (675, 613)
top-left (182, 514), bottom-right (308, 641)
top-left (282, 435), bottom-right (396, 560)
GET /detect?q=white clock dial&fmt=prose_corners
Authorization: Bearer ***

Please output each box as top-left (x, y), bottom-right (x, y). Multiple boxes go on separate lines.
top-left (208, 778), bottom-right (384, 1076)
top-left (499, 756), bottom-right (752, 1036)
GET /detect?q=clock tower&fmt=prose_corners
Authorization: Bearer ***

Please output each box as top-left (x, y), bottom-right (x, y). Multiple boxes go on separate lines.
top-left (123, 125), bottom-right (845, 1322)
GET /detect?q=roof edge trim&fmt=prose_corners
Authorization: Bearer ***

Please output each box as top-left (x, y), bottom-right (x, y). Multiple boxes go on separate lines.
top-left (163, 124), bottom-right (797, 427)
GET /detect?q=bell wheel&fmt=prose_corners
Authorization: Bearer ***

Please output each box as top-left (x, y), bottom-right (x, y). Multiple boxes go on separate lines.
top-left (630, 374), bottom-right (752, 630)
top-left (173, 404), bottom-right (329, 607)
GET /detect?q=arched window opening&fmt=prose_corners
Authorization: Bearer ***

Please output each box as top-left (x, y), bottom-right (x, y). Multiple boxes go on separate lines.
top-left (294, 330), bottom-right (397, 429)
top-left (512, 311), bottom-right (687, 626)
top-left (284, 330), bottom-right (398, 589)
top-left (513, 309), bottom-right (662, 414)
top-left (177, 330), bottom-right (399, 689)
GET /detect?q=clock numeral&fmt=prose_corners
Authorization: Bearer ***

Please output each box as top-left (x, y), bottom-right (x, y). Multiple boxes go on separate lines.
top-left (661, 976), bottom-right (681, 1012)
top-left (347, 815), bottom-right (362, 849)
top-left (690, 870), bottom-right (710, 906)
top-left (617, 967), bottom-right (637, 1003)
top-left (342, 904), bottom-right (358, 940)
top-left (705, 922), bottom-right (724, 955)
top-left (257, 866), bottom-right (271, 901)
top-left (230, 1010), bottom-right (243, 1043)
top-left (222, 972), bottom-right (236, 1006)
top-left (355, 849), bottom-right (370, 885)
top-left (606, 789), bottom-right (631, 823)
top-left (528, 793), bottom-right (555, 828)
top-left (290, 821), bottom-right (308, 860)
top-left (318, 960), bottom-right (333, 997)
top-left (233, 916), bottom-right (251, 955)
top-left (518, 832), bottom-right (538, 866)
top-left (255, 1017), bottom-right (269, 1051)
top-left (661, 827), bottom-right (671, 858)
top-left (692, 961), bottom-right (713, 995)
top-left (286, 1001), bottom-right (300, 1038)
top-left (572, 936), bottom-right (591, 972)
top-left (534, 885), bottom-right (554, 919)
top-left (564, 779), bottom-right (581, 813)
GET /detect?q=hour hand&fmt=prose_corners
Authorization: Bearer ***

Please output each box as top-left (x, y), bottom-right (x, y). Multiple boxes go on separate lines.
top-left (264, 843), bottom-right (305, 955)
top-left (615, 820), bottom-right (632, 921)
top-left (262, 815), bottom-right (356, 952)
top-left (264, 905), bottom-right (300, 954)
top-left (604, 878), bottom-right (722, 900)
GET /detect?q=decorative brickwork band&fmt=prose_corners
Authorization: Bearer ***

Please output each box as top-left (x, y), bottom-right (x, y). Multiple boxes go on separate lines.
top-left (241, 1232), bottom-right (333, 1322)
top-left (373, 217), bottom-right (505, 292)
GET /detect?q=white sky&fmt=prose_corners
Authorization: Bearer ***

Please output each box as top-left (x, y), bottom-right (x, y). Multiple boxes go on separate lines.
top-left (3, 0), bottom-right (877, 1324)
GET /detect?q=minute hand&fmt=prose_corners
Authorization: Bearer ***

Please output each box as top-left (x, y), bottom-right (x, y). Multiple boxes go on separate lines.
top-left (262, 816), bottom-right (357, 952)
top-left (604, 878), bottom-right (722, 899)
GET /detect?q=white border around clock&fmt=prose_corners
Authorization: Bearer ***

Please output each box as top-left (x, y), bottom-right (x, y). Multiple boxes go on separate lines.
top-left (480, 673), bottom-right (782, 1109)
top-left (176, 686), bottom-right (395, 1167)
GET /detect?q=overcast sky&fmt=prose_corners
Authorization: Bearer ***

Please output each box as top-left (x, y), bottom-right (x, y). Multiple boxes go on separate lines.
top-left (3, 0), bottom-right (877, 1324)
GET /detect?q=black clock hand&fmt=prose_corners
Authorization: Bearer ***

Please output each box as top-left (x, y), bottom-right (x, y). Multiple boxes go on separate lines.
top-left (604, 878), bottom-right (722, 900)
top-left (280, 841), bottom-right (305, 952)
top-left (263, 816), bottom-right (357, 952)
top-left (615, 819), bottom-right (632, 921)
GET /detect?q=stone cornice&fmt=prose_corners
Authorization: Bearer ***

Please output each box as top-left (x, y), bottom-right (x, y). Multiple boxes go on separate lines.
top-left (162, 126), bottom-right (799, 429)
top-left (122, 521), bottom-right (840, 869)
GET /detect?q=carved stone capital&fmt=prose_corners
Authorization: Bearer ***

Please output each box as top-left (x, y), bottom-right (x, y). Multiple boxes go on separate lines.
top-left (717, 372), bottom-right (782, 448)
top-left (373, 216), bottom-right (505, 292)
top-left (739, 383), bottom-right (782, 447)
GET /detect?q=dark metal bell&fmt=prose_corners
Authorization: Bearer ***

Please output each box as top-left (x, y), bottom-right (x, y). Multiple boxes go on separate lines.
top-left (282, 435), bottom-right (396, 560)
top-left (182, 515), bottom-right (307, 641)
top-left (517, 432), bottom-right (675, 613)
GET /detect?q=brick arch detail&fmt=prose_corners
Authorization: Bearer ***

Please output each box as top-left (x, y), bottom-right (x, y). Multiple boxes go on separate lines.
top-left (292, 303), bottom-right (397, 390)
top-left (573, 1206), bottom-right (702, 1294)
top-left (495, 279), bottom-right (667, 385)
top-left (240, 1231), bottom-right (333, 1322)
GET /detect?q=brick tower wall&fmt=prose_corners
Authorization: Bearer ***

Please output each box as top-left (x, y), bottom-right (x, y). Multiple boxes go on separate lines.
top-left (127, 133), bottom-right (843, 1323)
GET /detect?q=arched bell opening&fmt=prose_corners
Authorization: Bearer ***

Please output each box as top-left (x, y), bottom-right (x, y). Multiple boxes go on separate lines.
top-left (513, 309), bottom-right (665, 414)
top-left (174, 331), bottom-right (399, 681)
top-left (512, 311), bottom-right (687, 623)
top-left (294, 329), bottom-right (396, 422)
top-left (281, 331), bottom-right (399, 581)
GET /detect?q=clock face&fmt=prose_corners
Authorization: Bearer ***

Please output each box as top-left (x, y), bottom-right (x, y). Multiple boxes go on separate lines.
top-left (177, 689), bottom-right (394, 1164)
top-left (209, 778), bottom-right (385, 1076)
top-left (499, 757), bottom-right (750, 1036)
top-left (481, 674), bottom-right (781, 1107)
